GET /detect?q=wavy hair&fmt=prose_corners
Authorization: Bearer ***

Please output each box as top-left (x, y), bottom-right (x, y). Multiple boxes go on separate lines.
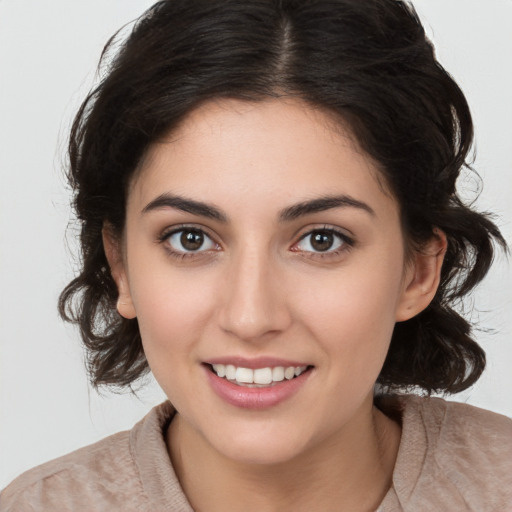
top-left (59, 0), bottom-right (507, 392)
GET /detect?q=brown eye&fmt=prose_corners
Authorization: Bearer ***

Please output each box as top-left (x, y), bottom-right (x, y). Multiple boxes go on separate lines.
top-left (166, 229), bottom-right (217, 253)
top-left (310, 231), bottom-right (334, 252)
top-left (181, 230), bottom-right (204, 251)
top-left (295, 229), bottom-right (351, 254)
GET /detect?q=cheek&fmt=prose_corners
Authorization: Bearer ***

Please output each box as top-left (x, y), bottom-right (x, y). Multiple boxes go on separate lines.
top-left (128, 266), bottom-right (218, 364)
top-left (290, 254), bottom-right (404, 368)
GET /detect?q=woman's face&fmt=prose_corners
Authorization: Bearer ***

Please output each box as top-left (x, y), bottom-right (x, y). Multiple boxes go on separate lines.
top-left (112, 98), bottom-right (421, 464)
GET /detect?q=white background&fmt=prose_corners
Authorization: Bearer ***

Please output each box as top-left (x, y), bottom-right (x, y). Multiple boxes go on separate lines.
top-left (1, 0), bottom-right (511, 489)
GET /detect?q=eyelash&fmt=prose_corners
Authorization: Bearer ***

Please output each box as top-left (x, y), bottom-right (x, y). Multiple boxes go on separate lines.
top-left (294, 227), bottom-right (355, 260)
top-left (157, 225), bottom-right (355, 261)
top-left (157, 225), bottom-right (219, 261)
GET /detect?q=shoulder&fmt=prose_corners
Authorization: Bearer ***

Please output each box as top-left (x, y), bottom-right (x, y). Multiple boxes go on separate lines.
top-left (411, 394), bottom-right (512, 438)
top-left (388, 395), bottom-right (512, 511)
top-left (412, 395), bottom-right (512, 465)
top-left (0, 402), bottom-right (178, 512)
top-left (0, 429), bottom-right (145, 512)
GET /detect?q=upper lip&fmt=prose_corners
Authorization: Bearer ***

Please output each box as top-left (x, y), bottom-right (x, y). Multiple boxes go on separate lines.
top-left (204, 356), bottom-right (312, 369)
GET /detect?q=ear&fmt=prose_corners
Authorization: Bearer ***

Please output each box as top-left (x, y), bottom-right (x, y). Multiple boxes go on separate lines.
top-left (395, 229), bottom-right (447, 322)
top-left (102, 224), bottom-right (137, 319)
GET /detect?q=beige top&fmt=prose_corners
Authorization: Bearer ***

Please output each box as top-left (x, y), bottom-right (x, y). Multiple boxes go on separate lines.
top-left (1, 395), bottom-right (511, 511)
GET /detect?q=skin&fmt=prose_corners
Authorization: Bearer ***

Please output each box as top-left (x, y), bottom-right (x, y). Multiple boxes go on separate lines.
top-left (104, 98), bottom-right (446, 511)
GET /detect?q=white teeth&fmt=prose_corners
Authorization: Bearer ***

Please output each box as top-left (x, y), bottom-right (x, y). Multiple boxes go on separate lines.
top-left (225, 364), bottom-right (236, 380)
top-left (235, 367), bottom-right (254, 383)
top-left (254, 367), bottom-right (273, 385)
top-left (210, 364), bottom-right (308, 386)
top-left (272, 366), bottom-right (285, 382)
top-left (212, 364), bottom-right (226, 378)
top-left (284, 367), bottom-right (295, 380)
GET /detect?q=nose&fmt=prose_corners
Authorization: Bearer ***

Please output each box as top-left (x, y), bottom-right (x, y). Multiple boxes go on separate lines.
top-left (218, 247), bottom-right (292, 342)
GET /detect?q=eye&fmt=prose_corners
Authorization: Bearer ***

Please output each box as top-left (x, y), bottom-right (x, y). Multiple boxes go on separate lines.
top-left (294, 229), bottom-right (352, 254)
top-left (165, 228), bottom-right (217, 253)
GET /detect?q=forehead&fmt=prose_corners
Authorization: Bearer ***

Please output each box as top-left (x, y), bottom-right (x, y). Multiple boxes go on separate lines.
top-left (130, 98), bottom-right (398, 222)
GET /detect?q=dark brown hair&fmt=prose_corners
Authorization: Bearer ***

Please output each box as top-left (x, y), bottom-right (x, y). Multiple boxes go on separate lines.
top-left (59, 0), bottom-right (507, 393)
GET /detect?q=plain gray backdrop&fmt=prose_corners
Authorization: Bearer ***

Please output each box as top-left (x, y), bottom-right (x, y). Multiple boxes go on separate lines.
top-left (1, 0), bottom-right (511, 488)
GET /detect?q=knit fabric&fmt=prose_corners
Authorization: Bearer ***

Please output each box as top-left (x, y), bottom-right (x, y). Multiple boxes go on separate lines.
top-left (2, 395), bottom-right (511, 511)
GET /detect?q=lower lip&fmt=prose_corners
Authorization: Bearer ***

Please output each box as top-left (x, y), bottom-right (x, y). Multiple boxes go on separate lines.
top-left (204, 365), bottom-right (312, 410)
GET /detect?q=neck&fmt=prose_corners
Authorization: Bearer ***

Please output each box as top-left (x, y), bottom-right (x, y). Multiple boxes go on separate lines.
top-left (167, 396), bottom-right (401, 512)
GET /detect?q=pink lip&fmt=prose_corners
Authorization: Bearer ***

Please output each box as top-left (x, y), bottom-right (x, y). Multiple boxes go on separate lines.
top-left (203, 364), bottom-right (313, 410)
top-left (205, 356), bottom-right (310, 369)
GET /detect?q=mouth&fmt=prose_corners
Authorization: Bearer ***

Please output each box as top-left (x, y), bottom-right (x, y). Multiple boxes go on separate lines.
top-left (203, 360), bottom-right (314, 409)
top-left (206, 363), bottom-right (313, 388)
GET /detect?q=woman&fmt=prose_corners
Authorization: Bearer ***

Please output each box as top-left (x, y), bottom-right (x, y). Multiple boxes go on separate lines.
top-left (2, 0), bottom-right (511, 510)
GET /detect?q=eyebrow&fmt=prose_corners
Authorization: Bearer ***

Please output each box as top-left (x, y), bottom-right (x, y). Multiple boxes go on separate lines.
top-left (141, 193), bottom-right (375, 222)
top-left (279, 195), bottom-right (375, 221)
top-left (141, 193), bottom-right (228, 222)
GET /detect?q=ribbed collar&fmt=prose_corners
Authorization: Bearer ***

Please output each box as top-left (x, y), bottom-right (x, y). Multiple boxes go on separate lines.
top-left (129, 396), bottom-right (427, 511)
top-left (130, 401), bottom-right (193, 510)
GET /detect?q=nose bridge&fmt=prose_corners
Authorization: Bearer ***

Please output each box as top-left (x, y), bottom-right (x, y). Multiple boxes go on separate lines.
top-left (219, 242), bottom-right (289, 340)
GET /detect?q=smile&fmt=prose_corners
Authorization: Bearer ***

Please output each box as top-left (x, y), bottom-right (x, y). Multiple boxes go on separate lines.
top-left (204, 361), bottom-right (313, 409)
top-left (210, 364), bottom-right (309, 387)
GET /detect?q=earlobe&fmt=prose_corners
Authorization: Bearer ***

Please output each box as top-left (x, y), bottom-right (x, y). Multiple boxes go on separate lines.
top-left (102, 224), bottom-right (137, 320)
top-left (395, 229), bottom-right (447, 322)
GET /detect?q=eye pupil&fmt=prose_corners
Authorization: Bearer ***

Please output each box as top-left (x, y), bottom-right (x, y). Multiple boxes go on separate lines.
top-left (181, 230), bottom-right (204, 251)
top-left (311, 231), bottom-right (334, 251)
